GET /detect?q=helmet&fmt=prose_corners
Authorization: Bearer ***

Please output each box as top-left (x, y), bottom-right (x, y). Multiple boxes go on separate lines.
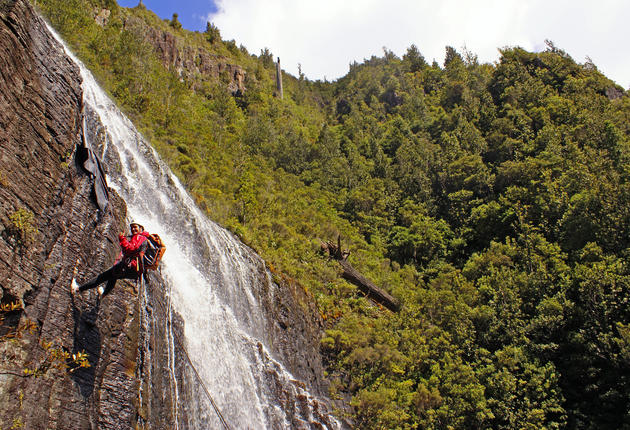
top-left (130, 221), bottom-right (144, 231)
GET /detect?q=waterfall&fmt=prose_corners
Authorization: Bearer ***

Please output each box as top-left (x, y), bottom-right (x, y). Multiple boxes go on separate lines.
top-left (46, 25), bottom-right (339, 430)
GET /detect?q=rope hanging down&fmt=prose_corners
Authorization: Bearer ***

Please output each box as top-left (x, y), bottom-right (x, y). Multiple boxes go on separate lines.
top-left (175, 334), bottom-right (231, 430)
top-left (140, 277), bottom-right (231, 430)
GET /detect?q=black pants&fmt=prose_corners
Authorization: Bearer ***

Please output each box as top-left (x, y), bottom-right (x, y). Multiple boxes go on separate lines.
top-left (78, 261), bottom-right (139, 296)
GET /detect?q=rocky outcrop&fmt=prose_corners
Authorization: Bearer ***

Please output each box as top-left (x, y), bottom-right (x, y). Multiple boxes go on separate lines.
top-left (93, 8), bottom-right (111, 27)
top-left (606, 86), bottom-right (624, 100)
top-left (122, 14), bottom-right (246, 94)
top-left (256, 272), bottom-right (341, 428)
top-left (0, 1), bottom-right (164, 428)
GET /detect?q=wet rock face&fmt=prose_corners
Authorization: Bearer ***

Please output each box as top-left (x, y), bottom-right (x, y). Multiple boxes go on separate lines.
top-left (134, 271), bottom-right (180, 428)
top-left (0, 1), bottom-right (150, 428)
top-left (260, 270), bottom-right (329, 397)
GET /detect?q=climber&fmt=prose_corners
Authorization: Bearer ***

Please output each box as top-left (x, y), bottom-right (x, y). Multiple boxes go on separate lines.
top-left (71, 221), bottom-right (150, 297)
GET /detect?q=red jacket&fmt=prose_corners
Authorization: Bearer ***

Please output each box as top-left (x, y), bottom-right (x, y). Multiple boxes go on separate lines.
top-left (118, 231), bottom-right (150, 271)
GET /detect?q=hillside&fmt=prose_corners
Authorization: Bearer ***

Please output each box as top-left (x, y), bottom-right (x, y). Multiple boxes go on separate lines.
top-left (33, 0), bottom-right (630, 427)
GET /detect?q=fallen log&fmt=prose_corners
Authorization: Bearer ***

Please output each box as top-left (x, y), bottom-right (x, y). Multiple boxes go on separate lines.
top-left (339, 260), bottom-right (401, 312)
top-left (320, 236), bottom-right (400, 312)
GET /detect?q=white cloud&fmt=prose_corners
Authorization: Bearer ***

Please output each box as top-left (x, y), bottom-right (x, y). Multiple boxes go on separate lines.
top-left (208, 0), bottom-right (630, 88)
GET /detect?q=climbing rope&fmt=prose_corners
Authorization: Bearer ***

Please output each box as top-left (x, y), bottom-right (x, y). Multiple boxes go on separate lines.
top-left (174, 333), bottom-right (231, 430)
top-left (140, 276), bottom-right (231, 430)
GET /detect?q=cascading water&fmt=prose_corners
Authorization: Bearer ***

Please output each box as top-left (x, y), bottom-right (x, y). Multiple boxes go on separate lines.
top-left (47, 25), bottom-right (339, 430)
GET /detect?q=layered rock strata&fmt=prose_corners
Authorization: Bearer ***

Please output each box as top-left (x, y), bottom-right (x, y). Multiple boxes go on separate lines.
top-left (0, 1), bottom-right (159, 427)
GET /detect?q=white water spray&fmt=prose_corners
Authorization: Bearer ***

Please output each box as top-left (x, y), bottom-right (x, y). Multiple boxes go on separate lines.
top-left (46, 24), bottom-right (338, 429)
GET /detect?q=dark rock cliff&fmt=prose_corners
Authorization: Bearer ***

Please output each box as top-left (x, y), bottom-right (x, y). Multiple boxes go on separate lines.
top-left (0, 1), bottom-right (338, 429)
top-left (0, 1), bottom-right (174, 428)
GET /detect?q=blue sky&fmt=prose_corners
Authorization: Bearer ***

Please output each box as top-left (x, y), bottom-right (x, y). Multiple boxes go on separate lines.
top-left (116, 0), bottom-right (217, 31)
top-left (116, 0), bottom-right (630, 88)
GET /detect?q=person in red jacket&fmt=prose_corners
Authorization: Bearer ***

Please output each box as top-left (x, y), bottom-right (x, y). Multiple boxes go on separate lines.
top-left (72, 221), bottom-right (150, 296)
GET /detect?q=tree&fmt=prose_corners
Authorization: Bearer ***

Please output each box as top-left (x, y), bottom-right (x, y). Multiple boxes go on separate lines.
top-left (170, 13), bottom-right (182, 30)
top-left (403, 44), bottom-right (427, 73)
top-left (31, 3), bottom-right (630, 425)
top-left (260, 47), bottom-right (274, 68)
top-left (205, 21), bottom-right (221, 44)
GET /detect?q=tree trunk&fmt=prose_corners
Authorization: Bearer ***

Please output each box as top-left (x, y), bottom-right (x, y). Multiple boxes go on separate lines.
top-left (339, 260), bottom-right (401, 312)
top-left (320, 236), bottom-right (399, 311)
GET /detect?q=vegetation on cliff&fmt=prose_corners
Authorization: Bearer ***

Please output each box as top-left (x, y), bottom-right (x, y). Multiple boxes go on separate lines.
top-left (34, 0), bottom-right (630, 427)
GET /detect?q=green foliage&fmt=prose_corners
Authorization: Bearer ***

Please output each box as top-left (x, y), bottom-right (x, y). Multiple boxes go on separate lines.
top-left (403, 44), bottom-right (427, 73)
top-left (0, 170), bottom-right (9, 187)
top-left (169, 13), bottom-right (181, 30)
top-left (7, 208), bottom-right (38, 245)
top-left (204, 21), bottom-right (220, 44)
top-left (259, 47), bottom-right (274, 68)
top-left (1, 302), bottom-right (91, 378)
top-left (35, 0), bottom-right (630, 426)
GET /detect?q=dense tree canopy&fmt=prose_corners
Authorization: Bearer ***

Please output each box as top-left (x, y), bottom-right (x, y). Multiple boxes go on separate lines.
top-left (35, 0), bottom-right (630, 427)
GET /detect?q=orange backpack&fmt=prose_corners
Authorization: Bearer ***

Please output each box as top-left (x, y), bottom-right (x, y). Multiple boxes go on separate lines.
top-left (144, 233), bottom-right (166, 270)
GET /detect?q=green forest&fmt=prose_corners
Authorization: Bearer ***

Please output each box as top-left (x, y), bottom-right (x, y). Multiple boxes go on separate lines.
top-left (35, 0), bottom-right (630, 428)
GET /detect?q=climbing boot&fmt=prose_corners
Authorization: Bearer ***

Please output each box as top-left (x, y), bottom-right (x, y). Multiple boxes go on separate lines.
top-left (71, 279), bottom-right (80, 295)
